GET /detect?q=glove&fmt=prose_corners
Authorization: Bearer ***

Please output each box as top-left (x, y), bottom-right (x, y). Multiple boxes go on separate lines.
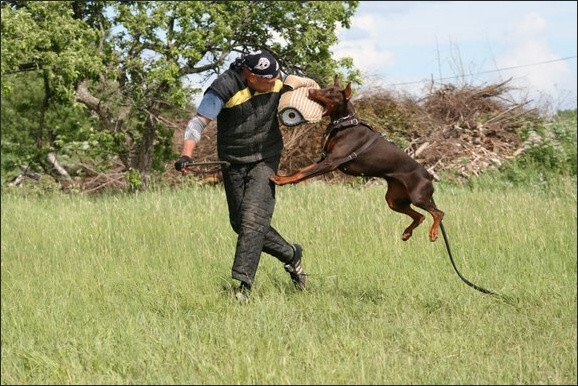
top-left (174, 155), bottom-right (193, 172)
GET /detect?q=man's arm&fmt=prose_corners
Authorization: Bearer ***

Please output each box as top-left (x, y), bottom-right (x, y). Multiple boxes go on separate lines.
top-left (175, 90), bottom-right (224, 171)
top-left (181, 114), bottom-right (211, 157)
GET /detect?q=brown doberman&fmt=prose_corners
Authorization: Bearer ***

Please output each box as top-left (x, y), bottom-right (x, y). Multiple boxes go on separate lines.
top-left (271, 75), bottom-right (445, 243)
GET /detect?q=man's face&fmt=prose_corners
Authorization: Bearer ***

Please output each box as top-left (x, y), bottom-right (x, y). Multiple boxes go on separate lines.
top-left (245, 69), bottom-right (279, 92)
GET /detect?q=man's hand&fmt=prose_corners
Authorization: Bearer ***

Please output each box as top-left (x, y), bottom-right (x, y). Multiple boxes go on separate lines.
top-left (174, 155), bottom-right (193, 172)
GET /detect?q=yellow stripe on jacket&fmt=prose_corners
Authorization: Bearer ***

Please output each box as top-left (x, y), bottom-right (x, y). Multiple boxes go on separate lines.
top-left (224, 79), bottom-right (284, 108)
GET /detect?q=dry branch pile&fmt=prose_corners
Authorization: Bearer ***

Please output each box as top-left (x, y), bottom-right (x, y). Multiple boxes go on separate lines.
top-left (390, 81), bottom-right (538, 180)
top-left (77, 161), bottom-right (128, 193)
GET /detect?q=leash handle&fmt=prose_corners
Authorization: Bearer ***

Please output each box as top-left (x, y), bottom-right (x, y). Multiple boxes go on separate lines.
top-left (182, 160), bottom-right (230, 170)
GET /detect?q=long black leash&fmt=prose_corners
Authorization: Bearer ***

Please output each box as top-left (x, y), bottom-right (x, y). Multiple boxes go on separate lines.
top-left (439, 220), bottom-right (516, 305)
top-left (439, 221), bottom-right (496, 295)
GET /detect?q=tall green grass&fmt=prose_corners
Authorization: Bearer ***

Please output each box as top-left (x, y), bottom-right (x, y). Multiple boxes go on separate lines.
top-left (2, 180), bottom-right (576, 384)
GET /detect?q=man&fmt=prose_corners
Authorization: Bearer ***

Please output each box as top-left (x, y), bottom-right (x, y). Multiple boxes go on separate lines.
top-left (174, 49), bottom-right (306, 301)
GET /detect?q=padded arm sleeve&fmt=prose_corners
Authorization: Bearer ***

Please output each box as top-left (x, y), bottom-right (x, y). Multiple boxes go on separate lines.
top-left (184, 115), bottom-right (208, 142)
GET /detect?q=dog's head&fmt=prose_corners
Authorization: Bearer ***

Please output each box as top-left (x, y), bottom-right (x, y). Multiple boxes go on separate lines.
top-left (308, 75), bottom-right (353, 120)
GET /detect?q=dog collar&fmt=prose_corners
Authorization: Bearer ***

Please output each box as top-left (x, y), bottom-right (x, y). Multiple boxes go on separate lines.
top-left (329, 114), bottom-right (359, 131)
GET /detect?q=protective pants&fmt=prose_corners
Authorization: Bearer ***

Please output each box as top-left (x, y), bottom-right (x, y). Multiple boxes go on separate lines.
top-left (222, 154), bottom-right (295, 287)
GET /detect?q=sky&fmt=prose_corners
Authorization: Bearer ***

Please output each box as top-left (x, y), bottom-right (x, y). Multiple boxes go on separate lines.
top-left (333, 1), bottom-right (577, 111)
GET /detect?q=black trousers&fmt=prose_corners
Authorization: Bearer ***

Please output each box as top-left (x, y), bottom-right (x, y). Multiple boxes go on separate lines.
top-left (222, 154), bottom-right (294, 286)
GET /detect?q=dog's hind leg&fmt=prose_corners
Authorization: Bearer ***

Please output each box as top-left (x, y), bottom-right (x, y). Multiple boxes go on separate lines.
top-left (409, 181), bottom-right (445, 242)
top-left (424, 205), bottom-right (444, 242)
top-left (385, 179), bottom-right (425, 241)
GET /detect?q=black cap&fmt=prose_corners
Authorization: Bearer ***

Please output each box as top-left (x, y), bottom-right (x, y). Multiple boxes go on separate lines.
top-left (243, 50), bottom-right (280, 78)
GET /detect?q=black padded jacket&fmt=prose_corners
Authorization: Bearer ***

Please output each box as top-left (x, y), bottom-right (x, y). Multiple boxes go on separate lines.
top-left (207, 69), bottom-right (284, 163)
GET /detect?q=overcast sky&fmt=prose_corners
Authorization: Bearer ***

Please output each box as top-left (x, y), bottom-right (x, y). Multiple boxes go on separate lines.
top-left (333, 1), bottom-right (577, 111)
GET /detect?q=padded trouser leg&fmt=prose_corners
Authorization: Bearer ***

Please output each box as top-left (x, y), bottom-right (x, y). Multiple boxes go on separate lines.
top-left (222, 156), bottom-right (294, 286)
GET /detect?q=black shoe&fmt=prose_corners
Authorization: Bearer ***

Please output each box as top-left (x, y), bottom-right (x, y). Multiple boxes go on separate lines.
top-left (235, 282), bottom-right (251, 303)
top-left (284, 244), bottom-right (307, 290)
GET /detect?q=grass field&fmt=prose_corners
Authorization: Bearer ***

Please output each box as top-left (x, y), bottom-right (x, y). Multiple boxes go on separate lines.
top-left (1, 179), bottom-right (576, 384)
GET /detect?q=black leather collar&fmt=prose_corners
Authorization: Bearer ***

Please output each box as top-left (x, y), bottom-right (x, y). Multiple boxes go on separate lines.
top-left (328, 114), bottom-right (359, 131)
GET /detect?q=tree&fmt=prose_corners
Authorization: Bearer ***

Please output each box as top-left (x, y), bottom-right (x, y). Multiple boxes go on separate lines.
top-left (2, 1), bottom-right (359, 190)
top-left (1, 1), bottom-right (106, 185)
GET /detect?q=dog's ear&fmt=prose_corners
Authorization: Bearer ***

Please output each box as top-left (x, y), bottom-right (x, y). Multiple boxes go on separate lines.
top-left (343, 82), bottom-right (352, 101)
top-left (333, 75), bottom-right (342, 88)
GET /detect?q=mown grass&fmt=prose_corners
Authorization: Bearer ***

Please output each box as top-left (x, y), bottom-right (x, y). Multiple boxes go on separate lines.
top-left (1, 179), bottom-right (576, 384)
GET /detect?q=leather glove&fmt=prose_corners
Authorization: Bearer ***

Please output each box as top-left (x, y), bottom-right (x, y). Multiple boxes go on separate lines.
top-left (174, 155), bottom-right (193, 172)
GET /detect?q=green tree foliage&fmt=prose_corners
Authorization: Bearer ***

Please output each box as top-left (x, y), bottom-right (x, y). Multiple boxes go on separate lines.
top-left (1, 1), bottom-right (103, 97)
top-left (1, 1), bottom-right (359, 189)
top-left (1, 1), bottom-right (108, 183)
top-left (1, 72), bottom-right (105, 178)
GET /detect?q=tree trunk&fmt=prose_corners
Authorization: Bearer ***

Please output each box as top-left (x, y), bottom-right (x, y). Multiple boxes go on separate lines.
top-left (131, 112), bottom-right (157, 189)
top-left (130, 80), bottom-right (169, 189)
top-left (36, 69), bottom-right (51, 148)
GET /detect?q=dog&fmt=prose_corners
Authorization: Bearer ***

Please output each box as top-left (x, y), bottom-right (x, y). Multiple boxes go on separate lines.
top-left (271, 75), bottom-right (444, 243)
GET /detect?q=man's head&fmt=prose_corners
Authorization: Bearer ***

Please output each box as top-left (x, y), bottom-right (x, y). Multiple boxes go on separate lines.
top-left (244, 50), bottom-right (279, 78)
top-left (242, 50), bottom-right (280, 92)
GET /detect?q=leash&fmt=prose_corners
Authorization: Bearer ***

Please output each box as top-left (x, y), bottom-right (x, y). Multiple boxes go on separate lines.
top-left (183, 160), bottom-right (230, 168)
top-left (286, 220), bottom-right (515, 305)
top-left (438, 220), bottom-right (516, 305)
top-left (182, 160), bottom-right (230, 170)
top-left (181, 160), bottom-right (230, 175)
top-left (438, 221), bottom-right (496, 296)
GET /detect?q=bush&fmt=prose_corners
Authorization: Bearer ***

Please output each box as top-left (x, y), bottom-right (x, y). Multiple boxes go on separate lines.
top-left (510, 109), bottom-right (576, 177)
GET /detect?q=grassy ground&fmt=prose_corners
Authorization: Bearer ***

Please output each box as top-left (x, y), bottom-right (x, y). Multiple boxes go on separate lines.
top-left (1, 180), bottom-right (576, 384)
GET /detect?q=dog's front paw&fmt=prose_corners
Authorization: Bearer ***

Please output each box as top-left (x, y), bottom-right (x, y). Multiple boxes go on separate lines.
top-left (270, 174), bottom-right (303, 185)
top-left (270, 175), bottom-right (284, 185)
